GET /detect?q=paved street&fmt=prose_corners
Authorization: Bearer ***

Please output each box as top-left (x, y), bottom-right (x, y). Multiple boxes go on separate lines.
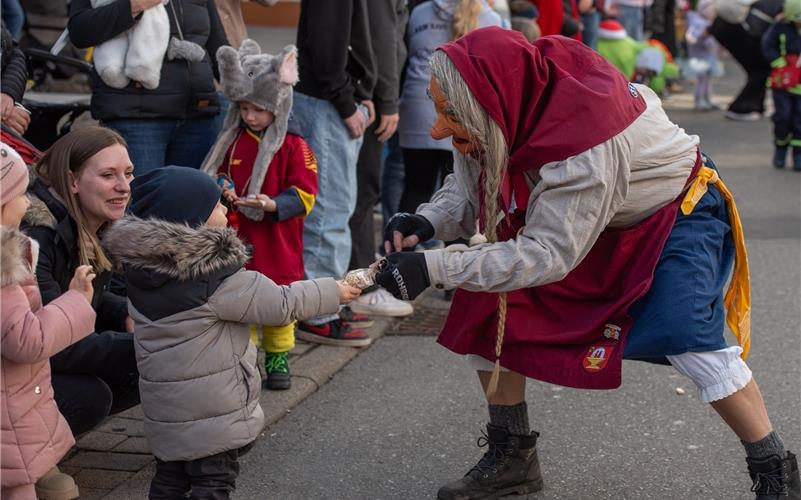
top-left (234, 66), bottom-right (801, 499)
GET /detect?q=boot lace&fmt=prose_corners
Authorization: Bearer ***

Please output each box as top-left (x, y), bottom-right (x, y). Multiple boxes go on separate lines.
top-left (469, 430), bottom-right (509, 477)
top-left (265, 352), bottom-right (289, 374)
top-left (750, 469), bottom-right (788, 495)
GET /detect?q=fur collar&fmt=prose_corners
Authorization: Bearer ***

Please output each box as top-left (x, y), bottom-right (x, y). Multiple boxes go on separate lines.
top-left (22, 191), bottom-right (58, 229)
top-left (1, 227), bottom-right (36, 287)
top-left (102, 216), bottom-right (249, 281)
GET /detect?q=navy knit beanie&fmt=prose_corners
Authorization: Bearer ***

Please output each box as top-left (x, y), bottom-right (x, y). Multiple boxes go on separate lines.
top-left (130, 166), bottom-right (221, 227)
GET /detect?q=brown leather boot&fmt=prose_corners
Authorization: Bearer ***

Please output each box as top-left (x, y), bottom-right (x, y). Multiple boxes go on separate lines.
top-left (34, 466), bottom-right (79, 500)
top-left (437, 424), bottom-right (543, 500)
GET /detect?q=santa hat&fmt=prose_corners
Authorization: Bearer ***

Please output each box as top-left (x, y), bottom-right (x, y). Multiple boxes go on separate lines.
top-left (598, 20), bottom-right (628, 40)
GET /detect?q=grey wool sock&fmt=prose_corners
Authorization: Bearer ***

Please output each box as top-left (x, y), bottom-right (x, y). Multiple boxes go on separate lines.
top-left (488, 401), bottom-right (530, 436)
top-left (743, 431), bottom-right (785, 459)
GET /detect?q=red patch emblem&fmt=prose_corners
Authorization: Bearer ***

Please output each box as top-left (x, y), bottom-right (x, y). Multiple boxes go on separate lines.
top-left (583, 345), bottom-right (614, 372)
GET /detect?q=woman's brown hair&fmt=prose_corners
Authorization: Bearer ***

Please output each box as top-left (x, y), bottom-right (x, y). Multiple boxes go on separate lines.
top-left (35, 126), bottom-right (128, 273)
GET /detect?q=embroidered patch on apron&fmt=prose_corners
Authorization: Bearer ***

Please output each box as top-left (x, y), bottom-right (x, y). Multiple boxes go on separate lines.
top-left (583, 345), bottom-right (615, 372)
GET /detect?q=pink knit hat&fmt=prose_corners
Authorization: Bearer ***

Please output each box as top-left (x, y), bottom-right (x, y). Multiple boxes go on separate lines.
top-left (1, 143), bottom-right (29, 206)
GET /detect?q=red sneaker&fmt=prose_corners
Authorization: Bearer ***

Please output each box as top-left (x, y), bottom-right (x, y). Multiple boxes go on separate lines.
top-left (339, 306), bottom-right (374, 328)
top-left (297, 319), bottom-right (372, 347)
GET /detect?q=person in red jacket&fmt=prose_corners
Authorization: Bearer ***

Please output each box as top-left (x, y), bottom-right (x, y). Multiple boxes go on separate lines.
top-left (202, 41), bottom-right (326, 391)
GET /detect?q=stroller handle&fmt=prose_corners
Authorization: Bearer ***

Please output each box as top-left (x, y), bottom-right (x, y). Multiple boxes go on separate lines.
top-left (24, 48), bottom-right (93, 73)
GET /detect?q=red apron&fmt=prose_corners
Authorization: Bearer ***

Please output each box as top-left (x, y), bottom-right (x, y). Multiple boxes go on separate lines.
top-left (438, 154), bottom-right (702, 390)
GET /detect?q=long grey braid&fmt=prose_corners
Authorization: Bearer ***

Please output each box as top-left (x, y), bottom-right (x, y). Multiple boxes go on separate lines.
top-left (429, 51), bottom-right (510, 397)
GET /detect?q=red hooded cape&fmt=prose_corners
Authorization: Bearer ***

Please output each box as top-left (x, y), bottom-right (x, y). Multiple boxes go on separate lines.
top-left (435, 29), bottom-right (696, 390)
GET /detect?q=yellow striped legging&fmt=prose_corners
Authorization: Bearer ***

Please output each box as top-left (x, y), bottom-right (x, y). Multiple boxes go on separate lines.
top-left (249, 322), bottom-right (296, 353)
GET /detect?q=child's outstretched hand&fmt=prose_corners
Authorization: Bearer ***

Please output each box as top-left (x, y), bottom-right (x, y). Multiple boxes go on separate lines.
top-left (235, 193), bottom-right (277, 212)
top-left (69, 265), bottom-right (96, 304)
top-left (336, 280), bottom-right (362, 304)
top-left (221, 186), bottom-right (238, 204)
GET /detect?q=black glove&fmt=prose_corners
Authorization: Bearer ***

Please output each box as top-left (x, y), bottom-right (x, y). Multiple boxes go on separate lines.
top-left (375, 252), bottom-right (430, 301)
top-left (383, 213), bottom-right (435, 252)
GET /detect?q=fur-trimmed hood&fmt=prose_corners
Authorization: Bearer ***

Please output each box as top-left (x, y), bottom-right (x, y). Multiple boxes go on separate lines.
top-left (102, 216), bottom-right (248, 282)
top-left (1, 226), bottom-right (36, 287)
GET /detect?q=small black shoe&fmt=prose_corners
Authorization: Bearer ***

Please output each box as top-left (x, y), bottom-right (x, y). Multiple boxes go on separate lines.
top-left (747, 451), bottom-right (800, 499)
top-left (793, 148), bottom-right (801, 171)
top-left (437, 424), bottom-right (543, 500)
top-left (264, 351), bottom-right (291, 390)
top-left (774, 147), bottom-right (788, 168)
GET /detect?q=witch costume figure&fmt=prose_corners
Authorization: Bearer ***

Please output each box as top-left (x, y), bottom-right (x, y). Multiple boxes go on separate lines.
top-left (375, 27), bottom-right (800, 500)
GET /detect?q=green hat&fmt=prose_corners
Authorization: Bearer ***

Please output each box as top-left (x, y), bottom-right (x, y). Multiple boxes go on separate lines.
top-left (785, 0), bottom-right (801, 22)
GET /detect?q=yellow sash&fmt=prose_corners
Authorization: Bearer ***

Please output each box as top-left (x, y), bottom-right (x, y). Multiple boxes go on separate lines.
top-left (680, 165), bottom-right (751, 359)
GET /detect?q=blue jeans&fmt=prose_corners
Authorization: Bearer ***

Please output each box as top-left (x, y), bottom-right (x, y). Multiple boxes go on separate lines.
top-left (581, 10), bottom-right (601, 49)
top-left (210, 92), bottom-right (232, 139)
top-left (289, 92), bottom-right (365, 322)
top-left (380, 133), bottom-right (405, 233)
top-left (617, 5), bottom-right (644, 41)
top-left (2, 0), bottom-right (25, 39)
top-left (102, 117), bottom-right (217, 175)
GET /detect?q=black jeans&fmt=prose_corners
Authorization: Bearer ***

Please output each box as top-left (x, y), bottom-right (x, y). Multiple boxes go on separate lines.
top-left (149, 443), bottom-right (254, 500)
top-left (51, 331), bottom-right (140, 435)
top-left (349, 121), bottom-right (384, 270)
top-left (399, 148), bottom-right (454, 214)
top-left (771, 90), bottom-right (801, 145)
top-left (709, 18), bottom-right (770, 114)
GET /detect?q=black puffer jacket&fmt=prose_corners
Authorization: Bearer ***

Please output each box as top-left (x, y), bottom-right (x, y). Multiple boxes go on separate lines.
top-left (68, 0), bottom-right (228, 121)
top-left (22, 179), bottom-right (136, 382)
top-left (1, 23), bottom-right (28, 103)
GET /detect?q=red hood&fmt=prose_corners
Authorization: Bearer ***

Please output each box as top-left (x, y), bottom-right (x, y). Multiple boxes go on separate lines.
top-left (438, 29), bottom-right (646, 175)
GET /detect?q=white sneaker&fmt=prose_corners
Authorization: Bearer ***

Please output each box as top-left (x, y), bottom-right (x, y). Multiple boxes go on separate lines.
top-left (724, 110), bottom-right (761, 122)
top-left (350, 287), bottom-right (414, 317)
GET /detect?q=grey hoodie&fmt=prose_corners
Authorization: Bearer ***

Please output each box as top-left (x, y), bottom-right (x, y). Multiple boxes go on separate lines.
top-left (398, 0), bottom-right (503, 150)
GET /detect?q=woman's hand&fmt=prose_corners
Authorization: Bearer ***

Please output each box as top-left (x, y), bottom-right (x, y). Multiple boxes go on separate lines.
top-left (374, 252), bottom-right (430, 301)
top-left (383, 213), bottom-right (435, 254)
top-left (234, 194), bottom-right (277, 212)
top-left (336, 280), bottom-right (362, 304)
top-left (69, 265), bottom-right (96, 304)
top-left (1, 93), bottom-right (15, 119)
top-left (125, 316), bottom-right (135, 333)
top-left (131, 0), bottom-right (162, 17)
top-left (3, 105), bottom-right (30, 135)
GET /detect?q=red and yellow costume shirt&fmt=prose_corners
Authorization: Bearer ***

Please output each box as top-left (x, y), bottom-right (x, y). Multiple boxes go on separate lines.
top-left (218, 128), bottom-right (317, 285)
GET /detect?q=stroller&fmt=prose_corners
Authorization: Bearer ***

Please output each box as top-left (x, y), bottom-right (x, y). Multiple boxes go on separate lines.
top-left (16, 0), bottom-right (94, 151)
top-left (21, 48), bottom-right (93, 151)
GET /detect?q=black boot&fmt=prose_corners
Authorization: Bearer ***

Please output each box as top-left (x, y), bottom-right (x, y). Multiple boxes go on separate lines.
top-left (793, 148), bottom-right (801, 172)
top-left (437, 424), bottom-right (543, 500)
top-left (747, 451), bottom-right (801, 499)
top-left (774, 146), bottom-right (788, 168)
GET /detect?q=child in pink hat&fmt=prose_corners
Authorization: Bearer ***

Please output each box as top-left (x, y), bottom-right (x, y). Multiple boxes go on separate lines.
top-left (1, 143), bottom-right (97, 500)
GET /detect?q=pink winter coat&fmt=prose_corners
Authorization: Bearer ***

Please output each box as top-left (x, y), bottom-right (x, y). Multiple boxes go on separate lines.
top-left (0, 227), bottom-right (95, 489)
